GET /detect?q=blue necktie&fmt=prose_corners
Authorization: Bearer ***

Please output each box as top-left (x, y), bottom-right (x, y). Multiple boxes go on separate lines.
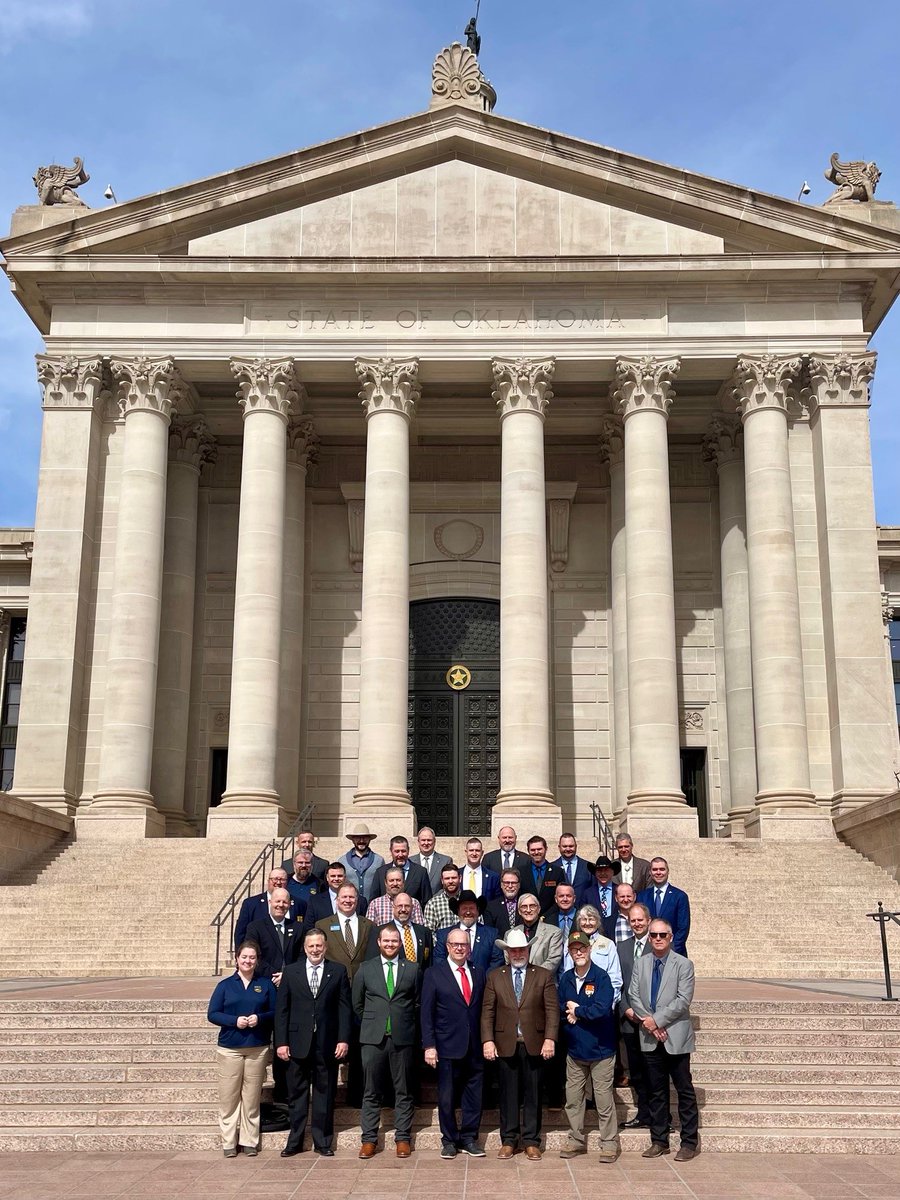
top-left (654, 887), bottom-right (662, 915)
top-left (650, 956), bottom-right (663, 1010)
top-left (565, 860), bottom-right (573, 885)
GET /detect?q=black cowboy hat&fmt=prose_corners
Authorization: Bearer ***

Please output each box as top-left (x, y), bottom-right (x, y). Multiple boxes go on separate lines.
top-left (449, 889), bottom-right (488, 916)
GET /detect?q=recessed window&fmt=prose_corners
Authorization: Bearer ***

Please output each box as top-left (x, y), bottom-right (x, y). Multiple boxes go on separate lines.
top-left (0, 618), bottom-right (26, 791)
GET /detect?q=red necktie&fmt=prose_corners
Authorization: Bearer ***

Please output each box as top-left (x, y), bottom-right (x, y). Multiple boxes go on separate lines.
top-left (458, 966), bottom-right (472, 1004)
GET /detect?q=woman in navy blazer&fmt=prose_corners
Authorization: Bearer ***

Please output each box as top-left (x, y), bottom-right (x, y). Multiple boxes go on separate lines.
top-left (207, 941), bottom-right (277, 1158)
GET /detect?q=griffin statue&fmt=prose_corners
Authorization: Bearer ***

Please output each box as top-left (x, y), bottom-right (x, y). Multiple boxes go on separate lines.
top-left (823, 152), bottom-right (881, 205)
top-left (33, 157), bottom-right (90, 207)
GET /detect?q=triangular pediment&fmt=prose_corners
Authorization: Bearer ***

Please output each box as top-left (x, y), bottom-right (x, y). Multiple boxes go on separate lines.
top-left (4, 104), bottom-right (900, 261)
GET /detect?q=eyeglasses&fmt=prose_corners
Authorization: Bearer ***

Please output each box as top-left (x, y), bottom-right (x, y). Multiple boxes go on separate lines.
top-left (648, 932), bottom-right (670, 939)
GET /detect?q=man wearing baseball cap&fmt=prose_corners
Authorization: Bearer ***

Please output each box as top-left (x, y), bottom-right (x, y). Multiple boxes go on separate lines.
top-left (557, 930), bottom-right (619, 1163)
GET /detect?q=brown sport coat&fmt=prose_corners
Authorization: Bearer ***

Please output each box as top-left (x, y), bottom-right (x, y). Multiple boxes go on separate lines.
top-left (316, 913), bottom-right (375, 980)
top-left (480, 962), bottom-right (560, 1058)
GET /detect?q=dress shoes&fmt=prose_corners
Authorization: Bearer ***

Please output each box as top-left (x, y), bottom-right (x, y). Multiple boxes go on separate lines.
top-left (280, 1145), bottom-right (303, 1158)
top-left (460, 1143), bottom-right (486, 1157)
top-left (675, 1146), bottom-right (699, 1162)
top-left (497, 1144), bottom-right (517, 1159)
top-left (597, 1147), bottom-right (620, 1164)
top-left (524, 1146), bottom-right (542, 1161)
top-left (619, 1117), bottom-right (649, 1129)
top-left (359, 1142), bottom-right (377, 1159)
top-left (642, 1143), bottom-right (670, 1158)
top-left (396, 1140), bottom-right (412, 1158)
top-left (559, 1142), bottom-right (587, 1159)
top-left (315, 1147), bottom-right (334, 1157)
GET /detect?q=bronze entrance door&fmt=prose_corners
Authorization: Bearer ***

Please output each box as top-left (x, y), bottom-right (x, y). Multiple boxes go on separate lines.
top-left (407, 599), bottom-right (500, 836)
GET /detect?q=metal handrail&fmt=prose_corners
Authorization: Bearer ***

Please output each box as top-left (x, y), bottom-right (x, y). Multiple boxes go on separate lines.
top-left (867, 901), bottom-right (900, 1002)
top-left (210, 803), bottom-right (315, 975)
top-left (589, 801), bottom-right (617, 859)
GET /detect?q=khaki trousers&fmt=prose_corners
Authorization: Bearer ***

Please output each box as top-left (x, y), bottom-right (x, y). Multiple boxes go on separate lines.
top-left (564, 1054), bottom-right (619, 1151)
top-left (216, 1044), bottom-right (270, 1150)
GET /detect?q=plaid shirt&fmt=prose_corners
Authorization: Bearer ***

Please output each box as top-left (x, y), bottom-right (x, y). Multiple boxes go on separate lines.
top-left (366, 894), bottom-right (424, 927)
top-left (423, 890), bottom-right (459, 931)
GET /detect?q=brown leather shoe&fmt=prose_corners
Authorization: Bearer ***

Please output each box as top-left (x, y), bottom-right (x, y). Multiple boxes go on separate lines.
top-left (497, 1144), bottom-right (517, 1159)
top-left (524, 1146), bottom-right (542, 1161)
top-left (359, 1142), bottom-right (377, 1159)
top-left (674, 1146), bottom-right (699, 1162)
top-left (597, 1147), bottom-right (620, 1163)
top-left (642, 1143), bottom-right (669, 1158)
top-left (559, 1142), bottom-right (586, 1159)
top-left (396, 1141), bottom-right (412, 1158)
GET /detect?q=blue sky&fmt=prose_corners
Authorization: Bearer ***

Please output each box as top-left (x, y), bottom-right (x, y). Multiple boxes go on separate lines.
top-left (1, 0), bottom-right (898, 526)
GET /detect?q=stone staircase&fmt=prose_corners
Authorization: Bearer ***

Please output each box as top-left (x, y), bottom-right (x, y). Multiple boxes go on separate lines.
top-left (0, 834), bottom-right (898, 978)
top-left (0, 996), bottom-right (896, 1153)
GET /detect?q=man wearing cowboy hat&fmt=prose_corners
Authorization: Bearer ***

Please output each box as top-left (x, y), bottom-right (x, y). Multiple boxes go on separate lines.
top-left (481, 927), bottom-right (559, 1160)
top-left (338, 824), bottom-right (385, 902)
top-left (510, 894), bottom-right (564, 976)
top-left (435, 891), bottom-right (503, 973)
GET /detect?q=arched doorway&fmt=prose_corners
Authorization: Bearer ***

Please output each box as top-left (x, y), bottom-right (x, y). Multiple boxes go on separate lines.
top-left (407, 598), bottom-right (500, 835)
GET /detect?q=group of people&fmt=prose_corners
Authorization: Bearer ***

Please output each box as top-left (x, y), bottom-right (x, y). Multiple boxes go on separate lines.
top-left (207, 825), bottom-right (698, 1163)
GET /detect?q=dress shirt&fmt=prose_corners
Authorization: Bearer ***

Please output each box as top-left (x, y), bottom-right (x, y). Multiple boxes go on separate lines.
top-left (614, 911), bottom-right (632, 942)
top-left (559, 856), bottom-right (578, 885)
top-left (573, 968), bottom-right (590, 994)
top-left (338, 913), bottom-right (359, 942)
top-left (381, 955), bottom-right (399, 985)
top-left (454, 963), bottom-right (472, 998)
top-left (557, 910), bottom-right (576, 973)
top-left (423, 890), bottom-right (457, 931)
top-left (531, 862), bottom-right (548, 891)
top-left (459, 921), bottom-right (477, 950)
top-left (464, 864), bottom-right (485, 895)
top-left (307, 960), bottom-right (322, 992)
top-left (366, 894), bottom-right (425, 926)
top-left (501, 850), bottom-right (516, 872)
top-left (618, 859), bottom-right (634, 885)
top-left (420, 855), bottom-right (433, 876)
top-left (651, 883), bottom-right (669, 913)
top-left (394, 920), bottom-right (419, 957)
top-left (632, 934), bottom-right (649, 959)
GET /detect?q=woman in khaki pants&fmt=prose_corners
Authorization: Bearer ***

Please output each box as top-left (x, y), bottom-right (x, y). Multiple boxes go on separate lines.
top-left (207, 941), bottom-right (277, 1157)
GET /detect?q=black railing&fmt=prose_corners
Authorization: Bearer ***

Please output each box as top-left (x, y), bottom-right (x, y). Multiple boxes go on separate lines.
top-left (210, 803), bottom-right (315, 975)
top-left (589, 802), bottom-right (617, 859)
top-left (868, 901), bottom-right (900, 1002)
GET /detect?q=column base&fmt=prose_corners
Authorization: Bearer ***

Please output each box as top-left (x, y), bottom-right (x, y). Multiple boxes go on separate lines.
top-left (77, 793), bottom-right (166, 840)
top-left (830, 788), bottom-right (894, 819)
top-left (744, 791), bottom-right (834, 840)
top-left (719, 807), bottom-right (753, 839)
top-left (621, 793), bottom-right (699, 841)
top-left (11, 789), bottom-right (79, 819)
top-left (347, 790), bottom-right (416, 842)
top-left (491, 791), bottom-right (561, 843)
top-left (207, 792), bottom-right (288, 840)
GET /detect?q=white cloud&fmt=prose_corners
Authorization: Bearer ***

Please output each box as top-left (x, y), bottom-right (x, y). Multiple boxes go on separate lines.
top-left (0, 1), bottom-right (92, 43)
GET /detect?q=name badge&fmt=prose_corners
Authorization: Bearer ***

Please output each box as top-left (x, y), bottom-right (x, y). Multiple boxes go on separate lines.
top-left (253, 985), bottom-right (262, 993)
top-left (330, 924), bottom-right (340, 932)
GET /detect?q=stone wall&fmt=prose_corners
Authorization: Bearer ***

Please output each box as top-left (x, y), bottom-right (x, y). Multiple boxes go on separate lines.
top-left (0, 793), bottom-right (72, 879)
top-left (835, 790), bottom-right (900, 881)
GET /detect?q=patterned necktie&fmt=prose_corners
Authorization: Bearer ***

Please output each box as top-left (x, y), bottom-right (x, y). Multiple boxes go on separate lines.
top-left (599, 891), bottom-right (608, 917)
top-left (309, 965), bottom-right (319, 997)
top-left (651, 956), bottom-right (663, 1010)
top-left (344, 919), bottom-right (356, 957)
top-left (458, 966), bottom-right (472, 1004)
top-left (402, 925), bottom-right (416, 962)
top-left (635, 939), bottom-right (643, 959)
top-left (514, 967), bottom-right (524, 1004)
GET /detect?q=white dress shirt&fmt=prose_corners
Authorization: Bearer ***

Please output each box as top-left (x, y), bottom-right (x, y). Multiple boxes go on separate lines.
top-left (454, 963), bottom-right (472, 997)
top-left (339, 913), bottom-right (359, 942)
top-left (619, 859), bottom-right (634, 885)
top-left (381, 955), bottom-right (400, 985)
top-left (464, 864), bottom-right (484, 895)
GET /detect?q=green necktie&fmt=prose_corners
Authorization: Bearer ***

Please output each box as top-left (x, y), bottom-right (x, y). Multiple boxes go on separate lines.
top-left (385, 960), bottom-right (395, 1036)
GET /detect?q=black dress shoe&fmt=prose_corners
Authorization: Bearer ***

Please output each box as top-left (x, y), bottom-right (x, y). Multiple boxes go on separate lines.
top-left (315, 1147), bottom-right (335, 1157)
top-left (280, 1146), bottom-right (303, 1158)
top-left (619, 1117), bottom-right (649, 1130)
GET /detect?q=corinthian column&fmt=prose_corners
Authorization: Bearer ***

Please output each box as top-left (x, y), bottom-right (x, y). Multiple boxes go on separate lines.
top-left (276, 416), bottom-right (319, 815)
top-left (702, 415), bottom-right (757, 835)
top-left (13, 356), bottom-right (106, 816)
top-left (491, 357), bottom-right (560, 840)
top-left (207, 358), bottom-right (299, 839)
top-left (87, 357), bottom-right (186, 838)
top-left (150, 416), bottom-right (216, 835)
top-left (806, 352), bottom-right (897, 812)
top-left (731, 355), bottom-right (830, 837)
top-left (351, 358), bottom-right (419, 840)
top-left (599, 414), bottom-right (630, 818)
top-left (614, 357), bottom-right (698, 838)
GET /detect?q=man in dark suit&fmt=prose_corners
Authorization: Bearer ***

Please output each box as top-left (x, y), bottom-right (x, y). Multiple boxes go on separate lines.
top-left (422, 927), bottom-right (488, 1158)
top-left (613, 833), bottom-right (652, 894)
top-left (275, 929), bottom-right (352, 1157)
top-left (303, 863), bottom-right (367, 932)
top-left (485, 868), bottom-right (523, 936)
top-left (459, 837), bottom-right (501, 901)
top-left (481, 928), bottom-right (559, 1160)
top-left (637, 858), bottom-right (691, 957)
top-left (552, 833), bottom-right (594, 904)
top-left (281, 830), bottom-right (329, 880)
top-left (390, 893), bottom-right (434, 969)
top-left (583, 855), bottom-right (617, 921)
top-left (483, 825), bottom-right (532, 878)
top-left (617, 902), bottom-right (652, 1130)
top-left (371, 836), bottom-right (433, 906)
top-left (525, 836), bottom-right (566, 913)
top-left (352, 925), bottom-right (422, 1159)
top-left (245, 888), bottom-right (303, 982)
top-left (233, 867), bottom-right (302, 949)
top-left (410, 826), bottom-right (452, 895)
top-left (435, 891), bottom-right (503, 972)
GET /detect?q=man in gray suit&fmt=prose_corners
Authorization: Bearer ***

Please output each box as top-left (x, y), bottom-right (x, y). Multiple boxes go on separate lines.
top-left (410, 827), bottom-right (452, 895)
top-left (352, 924), bottom-right (422, 1159)
top-left (627, 918), bottom-right (699, 1161)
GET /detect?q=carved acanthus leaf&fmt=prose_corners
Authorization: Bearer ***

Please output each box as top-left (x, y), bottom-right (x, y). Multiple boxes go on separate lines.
top-left (110, 356), bottom-right (183, 420)
top-left (169, 416), bottom-right (217, 469)
top-left (230, 357), bottom-right (303, 419)
top-left (356, 357), bottom-right (420, 419)
top-left (287, 416), bottom-right (320, 468)
top-left (805, 352), bottom-right (877, 410)
top-left (730, 354), bottom-right (803, 420)
top-left (36, 355), bottom-right (106, 410)
top-left (613, 356), bottom-right (681, 418)
top-left (597, 414), bottom-right (625, 466)
top-left (492, 357), bottom-right (555, 419)
top-left (701, 415), bottom-right (743, 468)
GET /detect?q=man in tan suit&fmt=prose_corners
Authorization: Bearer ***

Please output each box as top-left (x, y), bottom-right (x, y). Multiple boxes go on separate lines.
top-left (482, 928), bottom-right (559, 1161)
top-left (316, 881), bottom-right (374, 1108)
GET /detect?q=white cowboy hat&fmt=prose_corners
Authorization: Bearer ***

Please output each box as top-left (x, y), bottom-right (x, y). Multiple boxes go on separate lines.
top-left (345, 823), bottom-right (377, 840)
top-left (496, 928), bottom-right (531, 952)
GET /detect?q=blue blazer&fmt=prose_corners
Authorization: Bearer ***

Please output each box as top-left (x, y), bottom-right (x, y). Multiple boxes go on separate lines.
top-left (558, 961), bottom-right (616, 1061)
top-left (582, 881), bottom-right (616, 919)
top-left (421, 960), bottom-right (486, 1059)
top-left (455, 865), bottom-right (502, 902)
top-left (637, 883), bottom-right (691, 956)
top-left (551, 855), bottom-right (594, 903)
top-left (435, 924), bottom-right (504, 973)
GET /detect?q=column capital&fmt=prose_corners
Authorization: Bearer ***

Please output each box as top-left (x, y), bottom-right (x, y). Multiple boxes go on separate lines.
top-left (598, 413), bottom-right (625, 467)
top-left (36, 354), bottom-right (108, 411)
top-left (805, 351), bottom-right (877, 411)
top-left (110, 356), bottom-right (188, 422)
top-left (613, 356), bottom-right (680, 419)
top-left (286, 415), bottom-right (320, 469)
top-left (355, 357), bottom-right (420, 420)
top-left (168, 415), bottom-right (217, 470)
top-left (701, 414), bottom-right (743, 469)
top-left (230, 357), bottom-right (303, 421)
top-left (730, 354), bottom-right (803, 421)
top-left (492, 357), bottom-right (555, 420)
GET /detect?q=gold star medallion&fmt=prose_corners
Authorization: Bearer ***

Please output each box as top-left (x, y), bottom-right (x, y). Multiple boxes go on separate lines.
top-left (445, 664), bottom-right (472, 690)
